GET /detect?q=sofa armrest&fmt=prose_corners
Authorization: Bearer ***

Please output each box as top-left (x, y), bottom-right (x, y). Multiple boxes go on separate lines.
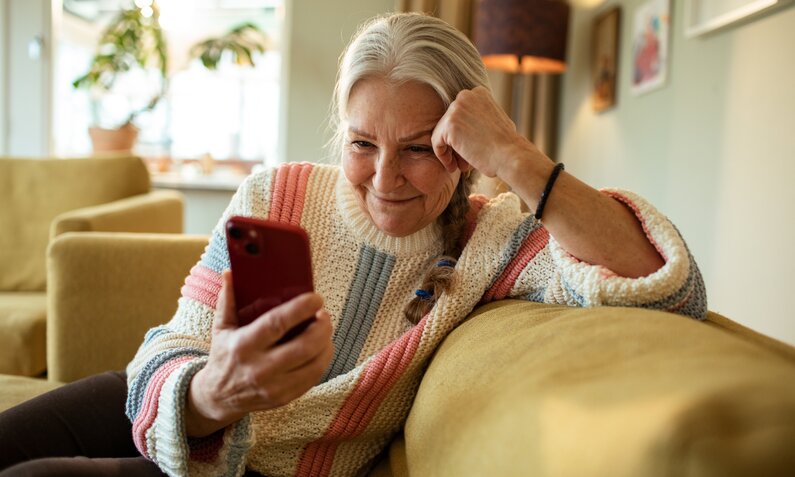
top-left (50, 190), bottom-right (184, 238)
top-left (46, 232), bottom-right (208, 383)
top-left (402, 300), bottom-right (795, 477)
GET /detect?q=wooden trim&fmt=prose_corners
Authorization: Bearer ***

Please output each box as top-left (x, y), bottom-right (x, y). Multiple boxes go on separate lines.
top-left (405, 0), bottom-right (437, 14)
top-left (532, 74), bottom-right (560, 159)
top-left (437, 0), bottom-right (473, 35)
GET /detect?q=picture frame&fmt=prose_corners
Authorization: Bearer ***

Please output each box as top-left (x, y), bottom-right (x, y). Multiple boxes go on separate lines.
top-left (592, 7), bottom-right (621, 112)
top-left (631, 0), bottom-right (670, 96)
top-left (684, 0), bottom-right (793, 38)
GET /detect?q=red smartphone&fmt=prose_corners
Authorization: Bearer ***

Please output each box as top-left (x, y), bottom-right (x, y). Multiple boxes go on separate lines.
top-left (225, 216), bottom-right (315, 340)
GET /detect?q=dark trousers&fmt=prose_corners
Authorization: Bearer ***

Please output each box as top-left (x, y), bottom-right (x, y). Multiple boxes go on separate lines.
top-left (0, 371), bottom-right (166, 476)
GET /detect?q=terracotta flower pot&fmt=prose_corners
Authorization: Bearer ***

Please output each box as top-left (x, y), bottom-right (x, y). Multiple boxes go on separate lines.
top-left (88, 123), bottom-right (139, 153)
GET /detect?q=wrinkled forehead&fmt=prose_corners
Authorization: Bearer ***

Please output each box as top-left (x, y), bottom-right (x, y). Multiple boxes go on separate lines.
top-left (342, 78), bottom-right (446, 135)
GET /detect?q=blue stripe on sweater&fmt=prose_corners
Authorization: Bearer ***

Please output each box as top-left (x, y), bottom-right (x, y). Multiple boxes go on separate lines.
top-left (484, 215), bottom-right (541, 293)
top-left (198, 228), bottom-right (231, 275)
top-left (320, 245), bottom-right (396, 383)
top-left (560, 251), bottom-right (706, 320)
top-left (142, 326), bottom-right (169, 346)
top-left (638, 250), bottom-right (707, 319)
top-left (126, 347), bottom-right (207, 421)
top-left (223, 415), bottom-right (252, 476)
top-left (561, 279), bottom-right (587, 306)
top-left (525, 287), bottom-right (547, 303)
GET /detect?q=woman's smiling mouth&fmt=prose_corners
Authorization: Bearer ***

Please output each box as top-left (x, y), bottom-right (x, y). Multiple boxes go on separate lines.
top-left (372, 195), bottom-right (417, 205)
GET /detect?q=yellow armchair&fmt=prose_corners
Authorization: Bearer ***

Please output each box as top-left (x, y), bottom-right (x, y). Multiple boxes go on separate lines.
top-left (46, 232), bottom-right (208, 383)
top-left (50, 189), bottom-right (183, 237)
top-left (0, 156), bottom-right (184, 376)
top-left (0, 232), bottom-right (206, 410)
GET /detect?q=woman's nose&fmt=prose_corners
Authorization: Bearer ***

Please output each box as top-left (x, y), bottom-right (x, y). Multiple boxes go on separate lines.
top-left (372, 151), bottom-right (404, 193)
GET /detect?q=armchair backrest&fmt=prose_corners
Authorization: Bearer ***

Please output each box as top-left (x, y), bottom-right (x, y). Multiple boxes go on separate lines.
top-left (0, 156), bottom-right (151, 291)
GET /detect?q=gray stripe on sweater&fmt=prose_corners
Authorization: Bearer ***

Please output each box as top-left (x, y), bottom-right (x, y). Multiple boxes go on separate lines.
top-left (321, 245), bottom-right (396, 383)
top-left (484, 215), bottom-right (540, 293)
top-left (126, 347), bottom-right (206, 421)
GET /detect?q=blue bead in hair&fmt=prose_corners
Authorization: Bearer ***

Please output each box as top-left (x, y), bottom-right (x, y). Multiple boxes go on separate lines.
top-left (415, 289), bottom-right (433, 299)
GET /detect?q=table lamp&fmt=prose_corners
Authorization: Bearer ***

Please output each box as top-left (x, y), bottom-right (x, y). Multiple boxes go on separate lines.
top-left (474, 0), bottom-right (570, 74)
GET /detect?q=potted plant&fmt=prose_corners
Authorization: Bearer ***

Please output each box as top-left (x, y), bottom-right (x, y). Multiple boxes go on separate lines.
top-left (187, 23), bottom-right (268, 170)
top-left (72, 2), bottom-right (168, 153)
top-left (189, 22), bottom-right (268, 70)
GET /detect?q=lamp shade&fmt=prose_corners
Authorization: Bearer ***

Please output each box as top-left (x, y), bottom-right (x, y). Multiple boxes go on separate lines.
top-left (474, 0), bottom-right (570, 74)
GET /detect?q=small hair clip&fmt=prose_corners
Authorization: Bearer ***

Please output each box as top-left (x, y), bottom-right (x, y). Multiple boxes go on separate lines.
top-left (436, 259), bottom-right (454, 267)
top-left (415, 289), bottom-right (433, 299)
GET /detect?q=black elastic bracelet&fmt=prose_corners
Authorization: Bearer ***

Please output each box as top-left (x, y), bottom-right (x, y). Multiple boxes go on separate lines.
top-left (534, 162), bottom-right (565, 221)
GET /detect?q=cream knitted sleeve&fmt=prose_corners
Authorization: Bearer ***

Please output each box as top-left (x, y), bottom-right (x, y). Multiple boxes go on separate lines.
top-left (484, 189), bottom-right (707, 319)
top-left (125, 170), bottom-right (273, 477)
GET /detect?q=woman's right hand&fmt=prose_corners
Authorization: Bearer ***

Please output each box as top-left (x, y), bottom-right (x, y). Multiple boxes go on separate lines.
top-left (185, 270), bottom-right (334, 437)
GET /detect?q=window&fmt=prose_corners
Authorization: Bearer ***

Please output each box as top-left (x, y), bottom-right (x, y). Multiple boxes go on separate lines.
top-left (55, 0), bottom-right (283, 166)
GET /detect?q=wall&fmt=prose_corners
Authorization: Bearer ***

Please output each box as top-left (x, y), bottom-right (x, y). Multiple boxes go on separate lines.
top-left (0, 1), bottom-right (7, 155)
top-left (278, 0), bottom-right (394, 164)
top-left (559, 0), bottom-right (795, 344)
top-left (4, 0), bottom-right (57, 156)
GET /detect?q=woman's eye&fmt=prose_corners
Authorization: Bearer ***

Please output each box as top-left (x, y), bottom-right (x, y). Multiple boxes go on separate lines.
top-left (352, 140), bottom-right (375, 149)
top-left (407, 145), bottom-right (433, 154)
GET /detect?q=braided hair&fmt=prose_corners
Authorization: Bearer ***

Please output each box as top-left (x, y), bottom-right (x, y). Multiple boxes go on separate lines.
top-left (403, 173), bottom-right (473, 324)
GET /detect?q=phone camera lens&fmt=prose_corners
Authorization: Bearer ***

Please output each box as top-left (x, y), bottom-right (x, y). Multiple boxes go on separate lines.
top-left (229, 227), bottom-right (243, 240)
top-left (245, 242), bottom-right (260, 255)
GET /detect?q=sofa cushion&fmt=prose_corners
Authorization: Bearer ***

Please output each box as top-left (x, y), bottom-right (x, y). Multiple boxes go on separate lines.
top-left (0, 156), bottom-right (150, 291)
top-left (0, 292), bottom-right (47, 376)
top-left (403, 300), bottom-right (795, 477)
top-left (0, 374), bottom-right (63, 413)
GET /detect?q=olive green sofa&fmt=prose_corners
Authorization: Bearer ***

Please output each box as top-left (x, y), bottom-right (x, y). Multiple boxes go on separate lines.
top-left (0, 156), bottom-right (183, 377)
top-left (1, 232), bottom-right (794, 477)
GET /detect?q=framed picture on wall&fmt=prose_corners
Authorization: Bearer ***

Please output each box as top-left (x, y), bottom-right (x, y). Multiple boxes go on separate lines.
top-left (592, 7), bottom-right (621, 112)
top-left (631, 0), bottom-right (671, 96)
top-left (684, 0), bottom-right (792, 37)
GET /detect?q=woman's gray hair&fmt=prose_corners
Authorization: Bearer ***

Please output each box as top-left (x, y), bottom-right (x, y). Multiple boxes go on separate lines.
top-left (330, 13), bottom-right (492, 324)
top-left (329, 12), bottom-right (491, 157)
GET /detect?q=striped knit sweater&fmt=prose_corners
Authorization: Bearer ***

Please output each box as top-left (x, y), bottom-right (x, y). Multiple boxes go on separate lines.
top-left (126, 162), bottom-right (707, 477)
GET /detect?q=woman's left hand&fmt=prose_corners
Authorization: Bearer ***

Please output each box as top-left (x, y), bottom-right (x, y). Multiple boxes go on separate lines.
top-left (431, 86), bottom-right (545, 180)
top-left (432, 86), bottom-right (665, 279)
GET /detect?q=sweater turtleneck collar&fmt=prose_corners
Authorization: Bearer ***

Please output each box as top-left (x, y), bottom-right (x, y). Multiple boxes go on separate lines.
top-left (335, 171), bottom-right (443, 257)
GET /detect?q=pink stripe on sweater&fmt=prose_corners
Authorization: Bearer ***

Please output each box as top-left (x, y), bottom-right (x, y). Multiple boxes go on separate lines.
top-left (295, 317), bottom-right (429, 477)
top-left (482, 227), bottom-right (550, 302)
top-left (667, 287), bottom-right (694, 313)
top-left (190, 264), bottom-right (223, 284)
top-left (291, 164), bottom-right (313, 225)
top-left (270, 163), bottom-right (313, 225)
top-left (132, 355), bottom-right (196, 456)
top-left (270, 166), bottom-right (289, 221)
top-left (181, 265), bottom-right (222, 309)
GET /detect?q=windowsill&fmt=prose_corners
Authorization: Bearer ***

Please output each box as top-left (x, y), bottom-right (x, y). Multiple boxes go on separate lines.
top-left (145, 156), bottom-right (254, 192)
top-left (151, 171), bottom-right (245, 192)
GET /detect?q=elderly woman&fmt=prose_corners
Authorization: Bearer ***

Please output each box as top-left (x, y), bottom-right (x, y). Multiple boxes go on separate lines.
top-left (0, 12), bottom-right (705, 477)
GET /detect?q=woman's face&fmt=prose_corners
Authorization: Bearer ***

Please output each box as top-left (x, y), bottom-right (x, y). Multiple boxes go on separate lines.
top-left (342, 78), bottom-right (461, 237)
